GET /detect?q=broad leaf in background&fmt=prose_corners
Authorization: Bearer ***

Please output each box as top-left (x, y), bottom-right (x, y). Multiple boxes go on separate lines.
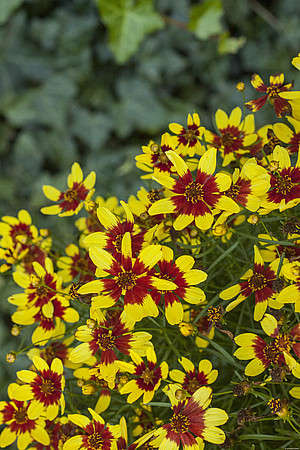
top-left (0, 0), bottom-right (23, 25)
top-left (218, 32), bottom-right (246, 54)
top-left (189, 0), bottom-right (223, 40)
top-left (98, 0), bottom-right (164, 63)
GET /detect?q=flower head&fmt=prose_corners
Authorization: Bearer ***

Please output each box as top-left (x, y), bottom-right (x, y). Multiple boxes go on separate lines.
top-left (41, 162), bottom-right (96, 217)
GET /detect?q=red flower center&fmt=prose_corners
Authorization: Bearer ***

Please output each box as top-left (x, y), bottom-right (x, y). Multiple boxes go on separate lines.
top-left (32, 370), bottom-right (62, 405)
top-left (248, 273), bottom-right (267, 290)
top-left (14, 407), bottom-right (27, 423)
top-left (184, 181), bottom-right (204, 204)
top-left (64, 189), bottom-right (78, 202)
top-left (273, 174), bottom-right (294, 195)
top-left (97, 331), bottom-right (115, 350)
top-left (170, 412), bottom-right (190, 433)
top-left (117, 271), bottom-right (137, 289)
top-left (87, 432), bottom-right (103, 449)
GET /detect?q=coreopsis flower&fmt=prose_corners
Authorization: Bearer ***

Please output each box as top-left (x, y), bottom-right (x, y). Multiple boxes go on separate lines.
top-left (29, 417), bottom-right (81, 450)
top-left (150, 385), bottom-right (228, 448)
top-left (245, 73), bottom-right (293, 117)
top-left (222, 159), bottom-right (270, 212)
top-left (0, 210), bottom-right (50, 273)
top-left (220, 246), bottom-right (280, 321)
top-left (57, 244), bottom-right (96, 283)
top-left (273, 117), bottom-right (300, 154)
top-left (151, 246), bottom-right (207, 325)
top-left (276, 261), bottom-right (300, 312)
top-left (78, 232), bottom-right (176, 323)
top-left (135, 133), bottom-right (179, 178)
top-left (234, 314), bottom-right (300, 377)
top-left (41, 162), bottom-right (96, 217)
top-left (169, 113), bottom-right (204, 156)
top-left (0, 395), bottom-right (50, 449)
top-left (83, 201), bottom-right (153, 260)
top-left (259, 146), bottom-right (300, 212)
top-left (9, 356), bottom-right (65, 420)
top-left (170, 357), bottom-right (218, 395)
top-left (205, 107), bottom-right (257, 166)
top-left (69, 310), bottom-right (153, 385)
top-left (62, 408), bottom-right (120, 450)
top-left (267, 398), bottom-right (289, 419)
top-left (148, 149), bottom-right (239, 231)
top-left (118, 348), bottom-right (168, 404)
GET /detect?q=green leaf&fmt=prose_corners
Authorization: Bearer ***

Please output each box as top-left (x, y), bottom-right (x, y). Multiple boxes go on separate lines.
top-left (218, 32), bottom-right (246, 54)
top-left (0, 0), bottom-right (23, 25)
top-left (189, 0), bottom-right (223, 40)
top-left (98, 0), bottom-right (164, 64)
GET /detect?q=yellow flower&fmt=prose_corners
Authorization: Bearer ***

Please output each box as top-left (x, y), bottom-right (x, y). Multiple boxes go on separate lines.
top-left (169, 357), bottom-right (218, 395)
top-left (41, 162), bottom-right (96, 217)
top-left (118, 347), bottom-right (168, 404)
top-left (9, 356), bottom-right (65, 421)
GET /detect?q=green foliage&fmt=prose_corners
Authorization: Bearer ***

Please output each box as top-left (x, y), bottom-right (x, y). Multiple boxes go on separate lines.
top-left (0, 0), bottom-right (23, 25)
top-left (98, 0), bottom-right (164, 63)
top-left (189, 0), bottom-right (223, 40)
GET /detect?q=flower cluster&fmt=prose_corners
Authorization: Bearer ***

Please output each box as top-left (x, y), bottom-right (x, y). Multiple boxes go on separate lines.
top-left (1, 55), bottom-right (300, 449)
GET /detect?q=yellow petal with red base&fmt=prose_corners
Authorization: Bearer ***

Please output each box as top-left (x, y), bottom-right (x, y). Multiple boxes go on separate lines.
top-left (202, 426), bottom-right (226, 444)
top-left (27, 400), bottom-right (45, 420)
top-left (18, 209), bottom-right (32, 224)
top-left (148, 198), bottom-right (176, 215)
top-left (152, 173), bottom-right (176, 190)
top-left (31, 426), bottom-right (50, 446)
top-left (173, 214), bottom-right (194, 230)
top-left (185, 286), bottom-right (206, 304)
top-left (192, 386), bottom-right (212, 410)
top-left (43, 185), bottom-right (61, 201)
top-left (69, 343), bottom-right (92, 364)
top-left (251, 73), bottom-right (265, 89)
top-left (234, 346), bottom-right (256, 360)
top-left (215, 109), bottom-right (228, 129)
top-left (235, 333), bottom-right (258, 346)
top-left (139, 245), bottom-right (162, 269)
top-left (175, 255), bottom-right (195, 272)
top-left (198, 148), bottom-right (217, 175)
top-left (40, 205), bottom-right (62, 215)
top-left (225, 295), bottom-right (246, 312)
top-left (229, 107), bottom-right (242, 126)
top-left (95, 392), bottom-right (111, 414)
top-left (166, 151), bottom-right (189, 176)
top-left (169, 369), bottom-right (185, 383)
top-left (195, 213), bottom-right (214, 230)
top-left (219, 284), bottom-right (240, 300)
top-left (165, 301), bottom-right (183, 325)
top-left (62, 435), bottom-right (83, 450)
top-left (254, 300), bottom-right (267, 321)
top-left (216, 196), bottom-right (239, 213)
top-left (0, 427), bottom-right (16, 447)
top-left (84, 171), bottom-right (96, 189)
top-left (215, 172), bottom-right (231, 192)
top-left (89, 248), bottom-right (113, 270)
top-left (245, 358), bottom-right (265, 376)
top-left (204, 408), bottom-right (228, 426)
top-left (97, 206), bottom-right (118, 229)
top-left (46, 403), bottom-right (59, 421)
top-left (184, 269), bottom-right (207, 285)
top-left (17, 370), bottom-right (36, 384)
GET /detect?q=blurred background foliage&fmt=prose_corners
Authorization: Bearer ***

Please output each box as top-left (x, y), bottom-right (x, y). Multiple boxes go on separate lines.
top-left (0, 0), bottom-right (300, 392)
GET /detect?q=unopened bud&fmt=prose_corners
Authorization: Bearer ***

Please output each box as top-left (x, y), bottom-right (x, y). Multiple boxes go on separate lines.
top-left (6, 352), bottom-right (16, 363)
top-left (11, 325), bottom-right (20, 336)
top-left (247, 214), bottom-right (259, 225)
top-left (82, 384), bottom-right (96, 395)
top-left (236, 81), bottom-right (245, 92)
top-left (179, 322), bottom-right (194, 337)
top-left (86, 319), bottom-right (96, 329)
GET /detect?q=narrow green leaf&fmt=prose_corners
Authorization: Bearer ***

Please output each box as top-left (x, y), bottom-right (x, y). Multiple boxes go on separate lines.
top-left (98, 0), bottom-right (164, 63)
